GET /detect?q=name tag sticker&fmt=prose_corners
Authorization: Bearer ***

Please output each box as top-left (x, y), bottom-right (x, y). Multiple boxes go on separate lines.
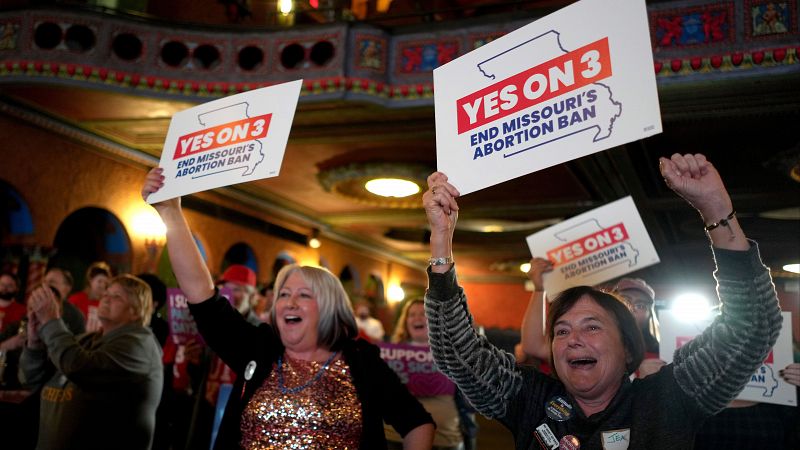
top-left (535, 423), bottom-right (559, 449)
top-left (602, 429), bottom-right (630, 450)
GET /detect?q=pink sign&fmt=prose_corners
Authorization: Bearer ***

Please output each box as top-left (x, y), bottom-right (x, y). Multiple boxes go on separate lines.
top-left (378, 342), bottom-right (455, 397)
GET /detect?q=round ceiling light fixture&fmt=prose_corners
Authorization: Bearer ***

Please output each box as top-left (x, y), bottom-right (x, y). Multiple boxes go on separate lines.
top-left (317, 162), bottom-right (431, 208)
top-left (364, 178), bottom-right (420, 198)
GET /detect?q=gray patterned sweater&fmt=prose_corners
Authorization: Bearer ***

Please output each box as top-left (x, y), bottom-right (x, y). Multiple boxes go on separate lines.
top-left (425, 242), bottom-right (782, 450)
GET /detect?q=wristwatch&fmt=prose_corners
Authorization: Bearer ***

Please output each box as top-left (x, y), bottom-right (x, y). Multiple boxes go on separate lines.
top-left (429, 256), bottom-right (453, 266)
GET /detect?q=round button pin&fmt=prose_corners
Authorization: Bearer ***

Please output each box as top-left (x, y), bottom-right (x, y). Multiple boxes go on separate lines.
top-left (560, 434), bottom-right (580, 449)
top-left (545, 395), bottom-right (574, 422)
top-left (244, 360), bottom-right (257, 381)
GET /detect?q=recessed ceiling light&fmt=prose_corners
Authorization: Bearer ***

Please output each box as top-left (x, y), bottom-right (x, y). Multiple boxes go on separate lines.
top-left (364, 178), bottom-right (420, 198)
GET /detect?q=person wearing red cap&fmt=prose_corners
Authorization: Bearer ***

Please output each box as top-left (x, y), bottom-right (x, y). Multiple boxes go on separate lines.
top-left (217, 264), bottom-right (261, 327)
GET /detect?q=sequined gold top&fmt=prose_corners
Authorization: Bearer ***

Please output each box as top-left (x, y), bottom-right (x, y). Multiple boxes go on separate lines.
top-left (240, 355), bottom-right (362, 449)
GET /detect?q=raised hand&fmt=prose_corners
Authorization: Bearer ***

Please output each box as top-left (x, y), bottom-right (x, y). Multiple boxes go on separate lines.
top-left (423, 172), bottom-right (460, 235)
top-left (423, 172), bottom-right (460, 272)
top-left (142, 167), bottom-right (215, 303)
top-left (658, 153), bottom-right (732, 222)
top-left (141, 167), bottom-right (180, 213)
top-left (527, 257), bottom-right (553, 292)
top-left (659, 153), bottom-right (747, 250)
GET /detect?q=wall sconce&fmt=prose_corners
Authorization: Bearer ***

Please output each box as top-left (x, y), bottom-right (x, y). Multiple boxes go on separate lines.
top-left (131, 210), bottom-right (167, 272)
top-left (387, 284), bottom-right (405, 303)
top-left (308, 229), bottom-right (321, 249)
top-left (131, 211), bottom-right (166, 245)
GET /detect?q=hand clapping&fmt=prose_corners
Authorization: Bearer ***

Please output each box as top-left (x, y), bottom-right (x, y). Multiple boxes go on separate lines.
top-left (28, 285), bottom-right (61, 325)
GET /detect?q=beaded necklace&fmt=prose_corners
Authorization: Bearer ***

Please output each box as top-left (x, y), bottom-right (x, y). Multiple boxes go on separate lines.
top-left (277, 351), bottom-right (339, 394)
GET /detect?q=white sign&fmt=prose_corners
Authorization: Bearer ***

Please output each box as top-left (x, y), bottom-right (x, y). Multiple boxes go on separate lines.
top-left (433, 0), bottom-right (661, 195)
top-left (660, 312), bottom-right (796, 407)
top-left (146, 80), bottom-right (302, 203)
top-left (526, 196), bottom-right (659, 295)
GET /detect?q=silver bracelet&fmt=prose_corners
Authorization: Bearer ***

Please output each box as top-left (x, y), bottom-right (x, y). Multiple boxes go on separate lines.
top-left (429, 256), bottom-right (453, 266)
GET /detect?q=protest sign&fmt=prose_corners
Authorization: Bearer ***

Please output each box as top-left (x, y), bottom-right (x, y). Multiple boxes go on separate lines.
top-left (167, 288), bottom-right (202, 345)
top-left (146, 80), bottom-right (302, 203)
top-left (167, 287), bottom-right (233, 345)
top-left (660, 311), bottom-right (796, 407)
top-left (526, 196), bottom-right (659, 295)
top-left (378, 342), bottom-right (455, 397)
top-left (434, 0), bottom-right (661, 194)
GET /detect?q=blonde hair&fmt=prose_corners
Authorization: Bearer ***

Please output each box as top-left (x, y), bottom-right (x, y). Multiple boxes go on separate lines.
top-left (270, 265), bottom-right (358, 350)
top-left (391, 298), bottom-right (424, 343)
top-left (112, 274), bottom-right (153, 326)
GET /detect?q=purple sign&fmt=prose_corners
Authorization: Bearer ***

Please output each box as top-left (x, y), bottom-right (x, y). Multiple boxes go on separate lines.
top-left (167, 287), bottom-right (233, 345)
top-left (167, 288), bottom-right (203, 345)
top-left (378, 342), bottom-right (455, 397)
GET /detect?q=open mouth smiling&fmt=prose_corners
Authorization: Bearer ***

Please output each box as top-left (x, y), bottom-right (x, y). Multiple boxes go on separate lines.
top-left (568, 357), bottom-right (597, 369)
top-left (284, 315), bottom-right (302, 324)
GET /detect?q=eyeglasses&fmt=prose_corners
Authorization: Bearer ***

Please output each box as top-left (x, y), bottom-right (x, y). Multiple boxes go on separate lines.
top-left (629, 301), bottom-right (652, 312)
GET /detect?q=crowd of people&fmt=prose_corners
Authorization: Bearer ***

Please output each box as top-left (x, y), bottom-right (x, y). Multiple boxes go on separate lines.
top-left (0, 152), bottom-right (796, 449)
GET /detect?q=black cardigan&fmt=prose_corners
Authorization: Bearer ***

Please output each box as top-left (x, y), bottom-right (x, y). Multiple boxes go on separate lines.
top-left (189, 292), bottom-right (434, 449)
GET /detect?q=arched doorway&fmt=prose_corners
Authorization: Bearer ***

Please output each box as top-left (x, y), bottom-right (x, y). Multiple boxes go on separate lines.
top-left (51, 207), bottom-right (131, 292)
top-left (270, 251), bottom-right (296, 283)
top-left (221, 242), bottom-right (258, 276)
top-left (0, 180), bottom-right (34, 245)
top-left (0, 180), bottom-right (37, 298)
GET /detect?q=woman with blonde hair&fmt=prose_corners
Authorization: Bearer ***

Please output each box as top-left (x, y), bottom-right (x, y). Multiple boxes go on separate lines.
top-left (385, 298), bottom-right (469, 450)
top-left (142, 168), bottom-right (434, 450)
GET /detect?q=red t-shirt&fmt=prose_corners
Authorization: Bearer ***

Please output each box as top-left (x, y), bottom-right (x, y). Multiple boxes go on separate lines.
top-left (0, 300), bottom-right (26, 333)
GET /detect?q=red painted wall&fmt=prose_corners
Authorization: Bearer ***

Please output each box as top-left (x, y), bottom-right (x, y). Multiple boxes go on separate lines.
top-left (461, 281), bottom-right (529, 330)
